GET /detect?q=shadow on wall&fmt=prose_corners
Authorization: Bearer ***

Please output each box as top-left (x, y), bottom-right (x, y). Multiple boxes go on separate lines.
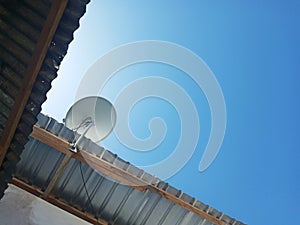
top-left (0, 184), bottom-right (91, 225)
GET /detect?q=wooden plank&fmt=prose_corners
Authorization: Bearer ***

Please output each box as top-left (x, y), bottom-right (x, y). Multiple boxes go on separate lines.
top-left (30, 125), bottom-right (226, 225)
top-left (148, 186), bottom-right (226, 225)
top-left (0, 0), bottom-right (68, 165)
top-left (30, 125), bottom-right (70, 155)
top-left (43, 151), bottom-right (73, 197)
top-left (10, 178), bottom-right (108, 225)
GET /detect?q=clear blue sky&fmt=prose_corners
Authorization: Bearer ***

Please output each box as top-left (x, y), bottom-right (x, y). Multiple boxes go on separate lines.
top-left (42, 1), bottom-right (300, 224)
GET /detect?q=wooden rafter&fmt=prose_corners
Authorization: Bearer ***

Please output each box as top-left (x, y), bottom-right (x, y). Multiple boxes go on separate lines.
top-left (0, 0), bottom-right (68, 165)
top-left (29, 125), bottom-right (227, 225)
top-left (43, 151), bottom-right (73, 197)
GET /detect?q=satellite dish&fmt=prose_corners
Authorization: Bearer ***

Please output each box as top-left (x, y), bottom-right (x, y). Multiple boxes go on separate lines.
top-left (65, 96), bottom-right (116, 146)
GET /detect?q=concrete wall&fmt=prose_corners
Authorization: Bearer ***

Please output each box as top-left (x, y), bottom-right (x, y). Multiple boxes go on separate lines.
top-left (0, 184), bottom-right (91, 225)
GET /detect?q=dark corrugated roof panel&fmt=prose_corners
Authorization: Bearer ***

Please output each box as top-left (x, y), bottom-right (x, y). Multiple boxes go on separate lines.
top-left (0, 0), bottom-right (90, 198)
top-left (14, 114), bottom-right (245, 225)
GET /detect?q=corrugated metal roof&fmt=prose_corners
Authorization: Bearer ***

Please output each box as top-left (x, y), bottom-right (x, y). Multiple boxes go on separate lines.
top-left (1, 2), bottom-right (245, 224)
top-left (0, 0), bottom-right (90, 198)
top-left (13, 114), bottom-right (245, 225)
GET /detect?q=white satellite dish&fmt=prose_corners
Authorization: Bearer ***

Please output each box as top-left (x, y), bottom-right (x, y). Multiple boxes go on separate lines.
top-left (65, 96), bottom-right (116, 152)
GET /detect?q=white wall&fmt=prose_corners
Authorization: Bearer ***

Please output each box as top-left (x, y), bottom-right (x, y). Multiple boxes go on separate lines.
top-left (0, 184), bottom-right (91, 225)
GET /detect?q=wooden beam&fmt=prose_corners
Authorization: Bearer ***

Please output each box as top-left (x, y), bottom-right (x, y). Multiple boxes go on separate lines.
top-left (30, 125), bottom-right (227, 225)
top-left (30, 125), bottom-right (70, 155)
top-left (0, 0), bottom-right (68, 165)
top-left (10, 178), bottom-right (108, 225)
top-left (43, 151), bottom-right (73, 197)
top-left (148, 187), bottom-right (226, 225)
